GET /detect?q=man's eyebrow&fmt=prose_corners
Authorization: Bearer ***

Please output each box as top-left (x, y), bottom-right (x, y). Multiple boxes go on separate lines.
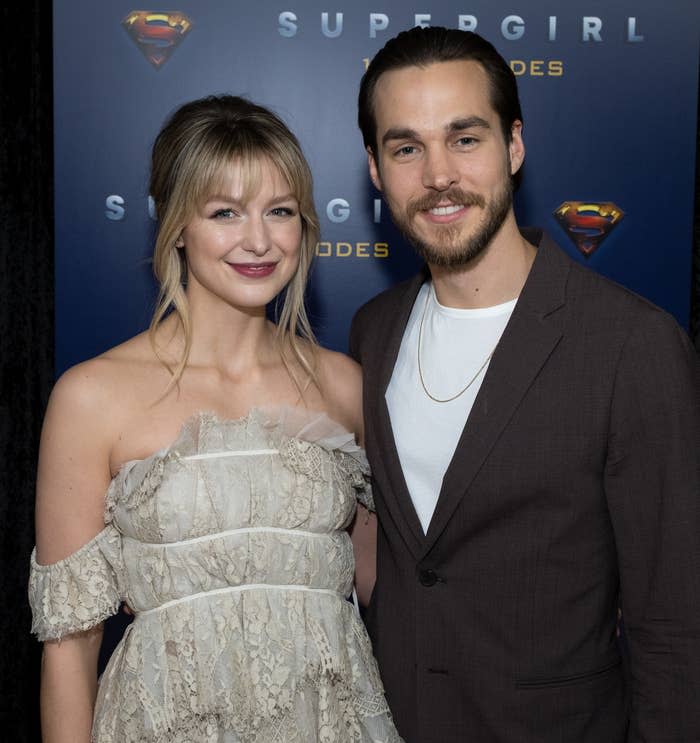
top-left (381, 127), bottom-right (419, 147)
top-left (447, 116), bottom-right (491, 132)
top-left (381, 117), bottom-right (492, 147)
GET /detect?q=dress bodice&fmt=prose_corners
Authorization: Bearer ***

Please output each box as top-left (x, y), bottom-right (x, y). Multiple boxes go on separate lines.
top-left (106, 408), bottom-right (370, 614)
top-left (28, 407), bottom-right (400, 743)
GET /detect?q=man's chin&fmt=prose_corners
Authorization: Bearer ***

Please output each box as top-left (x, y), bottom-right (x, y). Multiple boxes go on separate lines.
top-left (401, 195), bottom-right (512, 268)
top-left (410, 240), bottom-right (477, 268)
top-left (407, 221), bottom-right (502, 267)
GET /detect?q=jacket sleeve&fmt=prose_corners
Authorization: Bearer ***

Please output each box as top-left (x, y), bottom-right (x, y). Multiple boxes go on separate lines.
top-left (603, 311), bottom-right (700, 742)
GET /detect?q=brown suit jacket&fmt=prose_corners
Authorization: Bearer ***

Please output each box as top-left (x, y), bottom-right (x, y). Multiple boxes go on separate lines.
top-left (349, 230), bottom-right (700, 743)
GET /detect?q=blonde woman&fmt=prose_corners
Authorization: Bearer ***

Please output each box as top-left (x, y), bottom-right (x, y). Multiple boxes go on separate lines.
top-left (29, 95), bottom-right (401, 742)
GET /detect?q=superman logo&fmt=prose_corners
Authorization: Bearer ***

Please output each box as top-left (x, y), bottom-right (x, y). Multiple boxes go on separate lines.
top-left (553, 201), bottom-right (624, 258)
top-left (122, 11), bottom-right (193, 68)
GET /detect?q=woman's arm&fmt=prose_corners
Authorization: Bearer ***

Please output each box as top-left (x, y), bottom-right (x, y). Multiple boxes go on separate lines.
top-left (317, 350), bottom-right (377, 606)
top-left (349, 504), bottom-right (377, 607)
top-left (34, 362), bottom-right (115, 742)
top-left (40, 628), bottom-right (103, 743)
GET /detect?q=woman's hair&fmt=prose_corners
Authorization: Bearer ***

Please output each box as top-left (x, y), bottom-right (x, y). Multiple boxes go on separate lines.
top-left (148, 94), bottom-right (320, 395)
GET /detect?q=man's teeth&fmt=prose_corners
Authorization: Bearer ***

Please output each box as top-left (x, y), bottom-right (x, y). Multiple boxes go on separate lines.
top-left (429, 204), bottom-right (463, 216)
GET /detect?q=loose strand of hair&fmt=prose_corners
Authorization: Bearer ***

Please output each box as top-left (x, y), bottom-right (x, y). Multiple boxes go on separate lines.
top-left (275, 260), bottom-right (319, 400)
top-left (148, 232), bottom-right (193, 399)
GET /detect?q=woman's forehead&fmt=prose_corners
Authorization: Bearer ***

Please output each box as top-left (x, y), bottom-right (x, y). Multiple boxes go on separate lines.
top-left (200, 155), bottom-right (296, 201)
top-left (203, 155), bottom-right (292, 201)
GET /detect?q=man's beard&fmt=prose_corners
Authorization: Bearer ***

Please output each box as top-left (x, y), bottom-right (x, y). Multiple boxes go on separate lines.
top-left (388, 177), bottom-right (513, 268)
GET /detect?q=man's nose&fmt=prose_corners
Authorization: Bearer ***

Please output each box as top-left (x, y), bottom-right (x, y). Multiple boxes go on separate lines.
top-left (422, 147), bottom-right (459, 191)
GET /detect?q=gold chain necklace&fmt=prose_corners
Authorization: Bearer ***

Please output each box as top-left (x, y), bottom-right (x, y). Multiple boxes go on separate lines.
top-left (417, 285), bottom-right (496, 404)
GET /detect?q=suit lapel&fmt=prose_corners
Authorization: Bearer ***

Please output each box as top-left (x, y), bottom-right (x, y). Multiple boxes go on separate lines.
top-left (421, 233), bottom-right (569, 557)
top-left (369, 272), bottom-right (427, 554)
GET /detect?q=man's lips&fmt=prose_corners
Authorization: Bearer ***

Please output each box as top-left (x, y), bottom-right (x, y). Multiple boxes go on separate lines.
top-left (420, 203), bottom-right (470, 223)
top-left (227, 262), bottom-right (277, 278)
top-left (408, 188), bottom-right (485, 224)
top-left (429, 204), bottom-right (464, 216)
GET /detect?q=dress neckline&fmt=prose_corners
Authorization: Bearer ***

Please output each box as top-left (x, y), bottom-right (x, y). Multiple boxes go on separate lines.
top-left (111, 405), bottom-right (360, 480)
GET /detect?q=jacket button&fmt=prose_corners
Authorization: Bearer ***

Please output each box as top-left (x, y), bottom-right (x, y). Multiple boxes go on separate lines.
top-left (418, 568), bottom-right (438, 587)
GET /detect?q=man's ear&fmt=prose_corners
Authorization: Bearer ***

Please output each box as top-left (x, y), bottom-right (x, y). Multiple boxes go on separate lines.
top-left (367, 147), bottom-right (382, 191)
top-left (508, 120), bottom-right (525, 175)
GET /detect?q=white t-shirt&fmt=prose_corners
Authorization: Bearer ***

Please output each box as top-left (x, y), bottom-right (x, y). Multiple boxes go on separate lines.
top-left (385, 281), bottom-right (517, 533)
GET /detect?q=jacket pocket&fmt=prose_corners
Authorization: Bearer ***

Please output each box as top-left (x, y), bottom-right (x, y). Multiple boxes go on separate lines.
top-left (515, 656), bottom-right (621, 689)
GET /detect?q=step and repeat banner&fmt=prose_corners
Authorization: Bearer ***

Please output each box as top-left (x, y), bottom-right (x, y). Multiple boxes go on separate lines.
top-left (54, 1), bottom-right (700, 375)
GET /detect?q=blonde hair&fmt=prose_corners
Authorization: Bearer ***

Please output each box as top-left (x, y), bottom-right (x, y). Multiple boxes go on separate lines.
top-left (148, 95), bottom-right (320, 395)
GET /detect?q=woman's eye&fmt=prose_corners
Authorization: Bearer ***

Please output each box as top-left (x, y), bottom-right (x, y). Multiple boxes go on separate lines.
top-left (270, 207), bottom-right (296, 217)
top-left (212, 208), bottom-right (236, 219)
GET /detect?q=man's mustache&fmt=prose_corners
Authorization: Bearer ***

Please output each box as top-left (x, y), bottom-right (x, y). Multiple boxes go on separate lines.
top-left (407, 188), bottom-right (486, 219)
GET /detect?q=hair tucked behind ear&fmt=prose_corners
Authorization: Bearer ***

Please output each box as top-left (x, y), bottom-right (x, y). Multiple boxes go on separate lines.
top-left (148, 94), bottom-right (320, 397)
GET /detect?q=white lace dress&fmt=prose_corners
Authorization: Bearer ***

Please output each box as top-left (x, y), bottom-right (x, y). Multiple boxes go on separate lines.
top-left (28, 408), bottom-right (402, 743)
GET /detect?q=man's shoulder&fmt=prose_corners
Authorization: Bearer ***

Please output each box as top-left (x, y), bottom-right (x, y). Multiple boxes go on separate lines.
top-left (540, 234), bottom-right (684, 334)
top-left (567, 252), bottom-right (680, 330)
top-left (536, 239), bottom-right (698, 381)
top-left (348, 273), bottom-right (423, 361)
top-left (354, 274), bottom-right (421, 318)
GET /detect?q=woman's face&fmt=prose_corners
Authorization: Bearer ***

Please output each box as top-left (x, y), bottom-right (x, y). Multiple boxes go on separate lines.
top-left (178, 158), bottom-right (303, 312)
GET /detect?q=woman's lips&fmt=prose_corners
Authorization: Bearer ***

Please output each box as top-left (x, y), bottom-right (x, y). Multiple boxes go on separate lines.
top-left (228, 262), bottom-right (277, 278)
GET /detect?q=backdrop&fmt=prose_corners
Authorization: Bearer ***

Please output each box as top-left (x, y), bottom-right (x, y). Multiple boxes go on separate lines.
top-left (0, 3), bottom-right (694, 739)
top-left (54, 1), bottom-right (700, 376)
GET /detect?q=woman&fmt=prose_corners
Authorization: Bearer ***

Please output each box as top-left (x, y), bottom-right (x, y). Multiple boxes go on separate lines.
top-left (29, 95), bottom-right (401, 742)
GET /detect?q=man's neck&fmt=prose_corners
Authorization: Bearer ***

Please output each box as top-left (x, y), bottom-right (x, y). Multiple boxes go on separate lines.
top-left (429, 217), bottom-right (536, 309)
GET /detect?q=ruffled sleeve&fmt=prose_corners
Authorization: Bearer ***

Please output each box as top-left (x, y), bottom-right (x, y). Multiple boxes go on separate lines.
top-left (336, 450), bottom-right (375, 513)
top-left (28, 525), bottom-right (124, 641)
top-left (354, 478), bottom-right (375, 512)
top-left (352, 470), bottom-right (376, 513)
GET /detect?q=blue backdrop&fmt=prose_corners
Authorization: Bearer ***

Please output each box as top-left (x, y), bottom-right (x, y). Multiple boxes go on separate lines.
top-left (54, 1), bottom-right (700, 375)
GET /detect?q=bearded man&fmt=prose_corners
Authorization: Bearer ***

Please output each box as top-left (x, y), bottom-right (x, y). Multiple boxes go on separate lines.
top-left (349, 26), bottom-right (700, 743)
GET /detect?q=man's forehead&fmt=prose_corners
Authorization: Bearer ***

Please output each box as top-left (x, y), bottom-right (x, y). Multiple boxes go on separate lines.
top-left (372, 59), bottom-right (494, 132)
top-left (374, 59), bottom-right (488, 95)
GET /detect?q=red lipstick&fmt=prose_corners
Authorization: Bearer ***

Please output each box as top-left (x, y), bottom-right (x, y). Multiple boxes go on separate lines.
top-left (229, 262), bottom-right (277, 278)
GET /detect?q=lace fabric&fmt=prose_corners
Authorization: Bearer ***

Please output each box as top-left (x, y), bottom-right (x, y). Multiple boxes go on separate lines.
top-left (28, 526), bottom-right (123, 642)
top-left (28, 408), bottom-right (398, 742)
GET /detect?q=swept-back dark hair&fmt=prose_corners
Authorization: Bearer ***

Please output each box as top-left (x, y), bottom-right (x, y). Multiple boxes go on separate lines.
top-left (358, 26), bottom-right (522, 154)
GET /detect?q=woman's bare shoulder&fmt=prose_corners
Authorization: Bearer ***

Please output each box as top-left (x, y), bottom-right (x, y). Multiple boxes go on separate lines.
top-left (47, 333), bottom-right (167, 437)
top-left (315, 347), bottom-right (363, 440)
top-left (35, 333), bottom-right (161, 563)
top-left (316, 346), bottom-right (361, 386)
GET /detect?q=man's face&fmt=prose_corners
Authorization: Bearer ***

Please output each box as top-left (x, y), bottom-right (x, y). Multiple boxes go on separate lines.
top-left (368, 60), bottom-right (524, 268)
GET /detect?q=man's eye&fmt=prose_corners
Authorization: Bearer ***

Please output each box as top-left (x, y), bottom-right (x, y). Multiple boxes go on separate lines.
top-left (396, 145), bottom-right (416, 157)
top-left (456, 136), bottom-right (477, 146)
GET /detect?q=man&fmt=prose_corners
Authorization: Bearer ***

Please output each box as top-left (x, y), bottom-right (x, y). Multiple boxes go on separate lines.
top-left (350, 26), bottom-right (700, 743)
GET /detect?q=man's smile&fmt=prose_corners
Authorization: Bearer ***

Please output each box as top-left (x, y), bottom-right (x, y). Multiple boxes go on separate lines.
top-left (421, 202), bottom-right (471, 223)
